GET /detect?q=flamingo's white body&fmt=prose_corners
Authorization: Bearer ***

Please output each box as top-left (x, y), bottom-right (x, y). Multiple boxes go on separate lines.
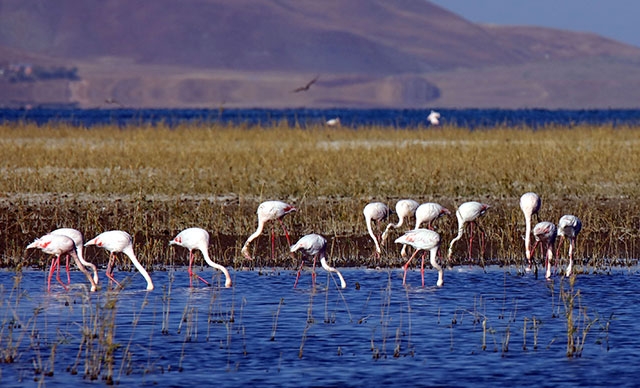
top-left (447, 201), bottom-right (490, 263)
top-left (170, 227), bottom-right (232, 288)
top-left (363, 202), bottom-right (390, 257)
top-left (520, 192), bottom-right (541, 270)
top-left (290, 234), bottom-right (346, 289)
top-left (427, 110), bottom-right (441, 125)
top-left (241, 200), bottom-right (297, 260)
top-left (325, 118), bottom-right (340, 127)
top-left (381, 199), bottom-right (419, 246)
top-left (415, 202), bottom-right (451, 230)
top-left (85, 230), bottom-right (154, 291)
top-left (50, 228), bottom-right (100, 286)
top-left (27, 234), bottom-right (98, 292)
top-left (556, 215), bottom-right (582, 276)
top-left (395, 229), bottom-right (443, 287)
top-left (532, 221), bottom-right (557, 279)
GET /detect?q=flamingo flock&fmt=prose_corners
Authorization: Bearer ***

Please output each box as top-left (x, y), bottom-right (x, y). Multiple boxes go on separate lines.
top-left (25, 193), bottom-right (582, 293)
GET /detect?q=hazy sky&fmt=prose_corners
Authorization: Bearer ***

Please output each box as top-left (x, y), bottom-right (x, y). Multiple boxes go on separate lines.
top-left (428, 0), bottom-right (640, 48)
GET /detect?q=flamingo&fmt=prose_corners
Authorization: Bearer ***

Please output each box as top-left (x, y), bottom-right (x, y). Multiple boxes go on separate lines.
top-left (290, 234), bottom-right (346, 289)
top-left (26, 234), bottom-right (98, 292)
top-left (447, 201), bottom-right (490, 264)
top-left (520, 192), bottom-right (542, 271)
top-left (396, 202), bottom-right (451, 258)
top-left (532, 221), bottom-right (557, 279)
top-left (556, 215), bottom-right (582, 276)
top-left (50, 228), bottom-right (100, 287)
top-left (170, 227), bottom-right (232, 288)
top-left (85, 230), bottom-right (154, 291)
top-left (325, 118), bottom-right (340, 127)
top-left (394, 229), bottom-right (443, 287)
top-left (427, 110), bottom-right (441, 126)
top-left (381, 199), bottom-right (419, 246)
top-left (241, 200), bottom-right (297, 260)
top-left (363, 202), bottom-right (390, 259)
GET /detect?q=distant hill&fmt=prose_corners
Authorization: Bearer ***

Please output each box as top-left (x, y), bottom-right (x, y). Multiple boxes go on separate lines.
top-left (1, 0), bottom-right (640, 109)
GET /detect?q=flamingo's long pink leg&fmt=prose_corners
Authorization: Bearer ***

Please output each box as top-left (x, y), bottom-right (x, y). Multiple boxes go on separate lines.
top-left (188, 251), bottom-right (209, 287)
top-left (294, 260), bottom-right (305, 288)
top-left (278, 218), bottom-right (292, 246)
top-left (105, 253), bottom-right (122, 288)
top-left (402, 250), bottom-right (420, 285)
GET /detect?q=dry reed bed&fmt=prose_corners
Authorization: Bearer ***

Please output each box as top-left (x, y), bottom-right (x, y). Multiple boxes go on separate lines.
top-left (1, 122), bottom-right (639, 269)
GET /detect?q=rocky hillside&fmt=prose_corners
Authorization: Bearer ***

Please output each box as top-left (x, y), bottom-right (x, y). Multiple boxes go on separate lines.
top-left (1, 0), bottom-right (640, 109)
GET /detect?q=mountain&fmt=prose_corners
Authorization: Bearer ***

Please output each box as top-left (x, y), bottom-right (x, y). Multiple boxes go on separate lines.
top-left (1, 0), bottom-right (640, 109)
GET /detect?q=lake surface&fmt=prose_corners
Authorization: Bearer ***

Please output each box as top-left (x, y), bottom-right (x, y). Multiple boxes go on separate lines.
top-left (3, 107), bottom-right (640, 129)
top-left (0, 265), bottom-right (638, 387)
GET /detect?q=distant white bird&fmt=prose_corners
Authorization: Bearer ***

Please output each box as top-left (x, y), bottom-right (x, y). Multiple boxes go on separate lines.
top-left (556, 215), bottom-right (582, 276)
top-left (532, 221), bottom-right (557, 279)
top-left (85, 230), bottom-right (154, 291)
top-left (27, 234), bottom-right (98, 292)
top-left (325, 117), bottom-right (340, 127)
top-left (170, 227), bottom-right (232, 288)
top-left (241, 200), bottom-right (297, 260)
top-left (447, 201), bottom-right (490, 264)
top-left (363, 202), bottom-right (390, 258)
top-left (395, 229), bottom-right (443, 287)
top-left (520, 192), bottom-right (541, 271)
top-left (427, 110), bottom-right (441, 126)
top-left (290, 234), bottom-right (346, 289)
top-left (381, 199), bottom-right (419, 246)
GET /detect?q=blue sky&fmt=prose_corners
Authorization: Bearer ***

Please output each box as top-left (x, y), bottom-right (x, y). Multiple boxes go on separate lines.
top-left (428, 0), bottom-right (640, 48)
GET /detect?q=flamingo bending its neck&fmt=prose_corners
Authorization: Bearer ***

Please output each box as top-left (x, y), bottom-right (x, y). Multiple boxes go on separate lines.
top-left (520, 192), bottom-right (541, 271)
top-left (85, 230), bottom-right (154, 291)
top-left (381, 199), bottom-right (419, 246)
top-left (395, 229), bottom-right (443, 287)
top-left (447, 201), bottom-right (490, 265)
top-left (50, 228), bottom-right (100, 287)
top-left (290, 234), bottom-right (346, 289)
top-left (556, 215), bottom-right (582, 277)
top-left (170, 227), bottom-right (232, 288)
top-left (363, 202), bottom-right (390, 260)
top-left (532, 221), bottom-right (557, 279)
top-left (241, 200), bottom-right (297, 260)
top-left (27, 234), bottom-right (98, 292)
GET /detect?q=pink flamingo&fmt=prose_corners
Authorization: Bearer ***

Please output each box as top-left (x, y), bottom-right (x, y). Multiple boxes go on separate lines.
top-left (26, 234), bottom-right (98, 292)
top-left (170, 227), bottom-right (232, 288)
top-left (363, 202), bottom-right (390, 258)
top-left (381, 199), bottom-right (419, 245)
top-left (400, 202), bottom-right (451, 257)
top-left (447, 201), bottom-right (490, 264)
top-left (520, 192), bottom-right (541, 271)
top-left (50, 228), bottom-right (100, 287)
top-left (394, 229), bottom-right (443, 287)
top-left (532, 221), bottom-right (557, 279)
top-left (241, 200), bottom-right (297, 260)
top-left (556, 215), bottom-right (582, 276)
top-left (290, 234), bottom-right (346, 289)
top-left (85, 230), bottom-right (154, 291)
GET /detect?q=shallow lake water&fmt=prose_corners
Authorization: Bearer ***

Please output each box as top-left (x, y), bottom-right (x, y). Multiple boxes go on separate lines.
top-left (0, 265), bottom-right (638, 387)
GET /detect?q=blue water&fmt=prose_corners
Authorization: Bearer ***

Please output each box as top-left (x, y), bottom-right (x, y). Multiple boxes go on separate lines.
top-left (0, 266), bottom-right (638, 387)
top-left (2, 107), bottom-right (640, 128)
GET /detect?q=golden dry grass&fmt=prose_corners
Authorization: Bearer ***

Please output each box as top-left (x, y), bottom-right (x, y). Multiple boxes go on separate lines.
top-left (1, 122), bottom-right (639, 269)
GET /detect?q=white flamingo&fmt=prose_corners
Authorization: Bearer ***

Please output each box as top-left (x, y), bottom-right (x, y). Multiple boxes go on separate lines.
top-left (170, 227), bottom-right (232, 288)
top-left (381, 199), bottom-right (419, 245)
top-left (556, 215), bottom-right (582, 276)
top-left (520, 192), bottom-right (541, 271)
top-left (290, 234), bottom-right (346, 289)
top-left (402, 202), bottom-right (451, 257)
top-left (395, 229), bottom-right (443, 287)
top-left (325, 118), bottom-right (340, 127)
top-left (50, 228), bottom-right (100, 286)
top-left (85, 230), bottom-right (154, 291)
top-left (427, 110), bottom-right (441, 125)
top-left (27, 234), bottom-right (98, 292)
top-left (363, 202), bottom-right (390, 258)
top-left (241, 200), bottom-right (297, 260)
top-left (447, 201), bottom-right (490, 264)
top-left (532, 221), bottom-right (557, 279)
